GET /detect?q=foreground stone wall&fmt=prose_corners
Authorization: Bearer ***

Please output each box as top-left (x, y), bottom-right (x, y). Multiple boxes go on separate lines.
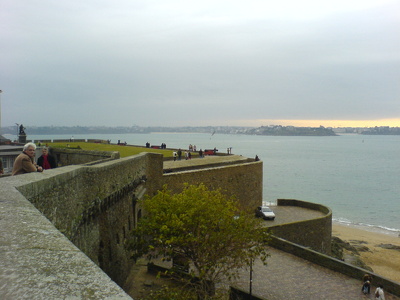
top-left (0, 171), bottom-right (133, 299)
top-left (15, 153), bottom-right (164, 287)
top-left (269, 199), bottom-right (332, 254)
top-left (162, 161), bottom-right (263, 210)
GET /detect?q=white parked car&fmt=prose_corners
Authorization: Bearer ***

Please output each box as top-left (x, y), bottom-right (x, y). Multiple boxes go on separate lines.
top-left (255, 206), bottom-right (275, 220)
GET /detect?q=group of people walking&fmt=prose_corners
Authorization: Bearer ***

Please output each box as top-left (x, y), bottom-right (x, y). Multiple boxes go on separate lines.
top-left (172, 144), bottom-right (209, 161)
top-left (145, 142), bottom-right (167, 149)
top-left (173, 148), bottom-right (193, 161)
top-left (362, 274), bottom-right (385, 299)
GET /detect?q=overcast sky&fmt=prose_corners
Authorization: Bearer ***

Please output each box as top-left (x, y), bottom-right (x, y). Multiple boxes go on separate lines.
top-left (1, 0), bottom-right (399, 128)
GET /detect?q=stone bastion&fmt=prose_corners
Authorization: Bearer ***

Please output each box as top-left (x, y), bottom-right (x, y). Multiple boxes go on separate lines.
top-left (0, 149), bottom-right (338, 299)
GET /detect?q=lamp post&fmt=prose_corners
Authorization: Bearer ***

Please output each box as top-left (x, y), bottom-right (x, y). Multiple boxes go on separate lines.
top-left (249, 257), bottom-right (254, 295)
top-left (249, 247), bottom-right (256, 296)
top-left (16, 123), bottom-right (19, 141)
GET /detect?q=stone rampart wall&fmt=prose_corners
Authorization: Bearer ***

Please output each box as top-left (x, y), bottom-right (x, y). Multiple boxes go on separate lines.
top-left (0, 168), bottom-right (135, 299)
top-left (50, 148), bottom-right (120, 166)
top-left (162, 161), bottom-right (263, 209)
top-left (269, 199), bottom-right (332, 254)
top-left (15, 153), bottom-right (164, 287)
top-left (1, 152), bottom-right (261, 298)
top-left (163, 157), bottom-right (253, 170)
top-left (3, 152), bottom-right (357, 299)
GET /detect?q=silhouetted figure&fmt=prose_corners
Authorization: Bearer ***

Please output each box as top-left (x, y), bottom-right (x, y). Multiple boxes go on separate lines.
top-left (177, 149), bottom-right (182, 160)
top-left (19, 124), bottom-right (26, 135)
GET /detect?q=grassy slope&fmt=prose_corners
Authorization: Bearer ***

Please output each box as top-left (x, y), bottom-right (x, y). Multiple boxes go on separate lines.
top-left (47, 142), bottom-right (173, 158)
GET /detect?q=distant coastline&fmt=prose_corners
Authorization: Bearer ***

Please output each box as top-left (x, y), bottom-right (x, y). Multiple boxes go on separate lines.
top-left (2, 125), bottom-right (400, 136)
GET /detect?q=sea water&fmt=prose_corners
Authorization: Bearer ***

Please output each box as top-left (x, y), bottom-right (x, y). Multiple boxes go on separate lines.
top-left (25, 132), bottom-right (400, 236)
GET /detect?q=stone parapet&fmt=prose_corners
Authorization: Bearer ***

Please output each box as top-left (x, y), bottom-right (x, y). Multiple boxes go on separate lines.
top-left (162, 161), bottom-right (263, 210)
top-left (268, 199), bottom-right (332, 254)
top-left (0, 173), bottom-right (132, 299)
top-left (51, 147), bottom-right (120, 166)
top-left (17, 153), bottom-right (163, 286)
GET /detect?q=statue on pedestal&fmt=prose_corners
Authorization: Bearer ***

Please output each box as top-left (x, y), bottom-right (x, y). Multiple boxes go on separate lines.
top-left (18, 124), bottom-right (27, 143)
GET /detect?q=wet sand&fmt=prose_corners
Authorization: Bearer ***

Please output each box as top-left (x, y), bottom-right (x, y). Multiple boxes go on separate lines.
top-left (332, 223), bottom-right (400, 283)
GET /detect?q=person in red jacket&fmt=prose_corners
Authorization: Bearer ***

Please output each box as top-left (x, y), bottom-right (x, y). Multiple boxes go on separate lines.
top-left (37, 147), bottom-right (57, 170)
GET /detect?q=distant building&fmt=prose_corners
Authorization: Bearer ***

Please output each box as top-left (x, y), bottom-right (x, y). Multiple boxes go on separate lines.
top-left (0, 134), bottom-right (10, 143)
top-left (0, 145), bottom-right (23, 174)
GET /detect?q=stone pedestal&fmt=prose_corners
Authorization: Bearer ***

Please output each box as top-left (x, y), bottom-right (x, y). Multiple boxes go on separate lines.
top-left (18, 134), bottom-right (27, 144)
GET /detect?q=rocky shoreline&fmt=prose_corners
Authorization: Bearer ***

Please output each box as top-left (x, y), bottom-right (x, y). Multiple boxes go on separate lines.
top-left (332, 224), bottom-right (400, 283)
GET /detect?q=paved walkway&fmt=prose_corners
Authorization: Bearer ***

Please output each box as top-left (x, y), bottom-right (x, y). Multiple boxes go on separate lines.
top-left (261, 205), bottom-right (326, 226)
top-left (235, 247), bottom-right (399, 300)
top-left (151, 247), bottom-right (399, 300)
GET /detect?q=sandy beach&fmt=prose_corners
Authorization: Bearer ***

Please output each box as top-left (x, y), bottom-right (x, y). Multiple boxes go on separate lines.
top-left (332, 223), bottom-right (400, 283)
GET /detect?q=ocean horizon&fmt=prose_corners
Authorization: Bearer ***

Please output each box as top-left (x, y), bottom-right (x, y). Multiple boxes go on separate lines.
top-left (10, 132), bottom-right (400, 237)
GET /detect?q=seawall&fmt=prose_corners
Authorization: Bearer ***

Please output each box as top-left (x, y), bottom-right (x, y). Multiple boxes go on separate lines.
top-left (269, 199), bottom-right (332, 254)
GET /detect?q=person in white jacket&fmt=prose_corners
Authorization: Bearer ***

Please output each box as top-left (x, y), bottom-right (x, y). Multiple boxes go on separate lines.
top-left (375, 284), bottom-right (385, 300)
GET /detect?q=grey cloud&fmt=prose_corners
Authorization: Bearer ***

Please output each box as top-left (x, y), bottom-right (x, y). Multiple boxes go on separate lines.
top-left (1, 0), bottom-right (399, 127)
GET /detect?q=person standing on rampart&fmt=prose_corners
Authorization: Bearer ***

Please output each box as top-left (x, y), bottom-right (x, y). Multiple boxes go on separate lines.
top-left (177, 149), bottom-right (182, 160)
top-left (12, 143), bottom-right (43, 175)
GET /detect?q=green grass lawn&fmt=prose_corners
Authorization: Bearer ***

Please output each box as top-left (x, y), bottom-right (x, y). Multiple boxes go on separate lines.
top-left (47, 142), bottom-right (174, 158)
